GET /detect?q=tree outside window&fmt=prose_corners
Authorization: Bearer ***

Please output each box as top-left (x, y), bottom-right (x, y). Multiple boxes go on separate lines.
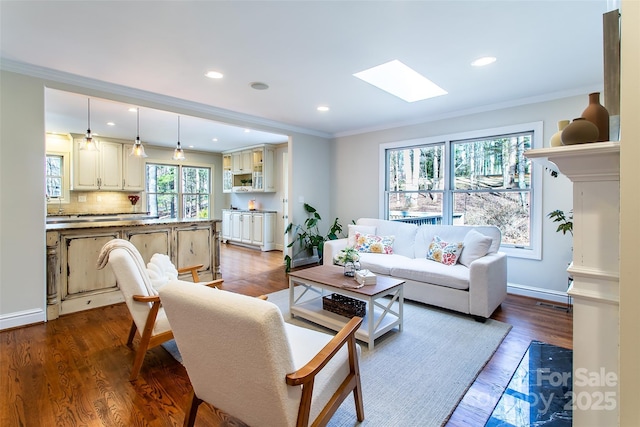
top-left (385, 131), bottom-right (533, 249)
top-left (146, 163), bottom-right (210, 220)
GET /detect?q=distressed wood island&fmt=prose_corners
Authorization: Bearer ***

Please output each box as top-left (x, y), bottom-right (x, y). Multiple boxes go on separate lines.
top-left (45, 218), bottom-right (221, 320)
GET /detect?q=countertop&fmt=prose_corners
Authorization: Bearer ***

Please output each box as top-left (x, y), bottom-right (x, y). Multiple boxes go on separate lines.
top-left (223, 209), bottom-right (278, 213)
top-left (46, 217), bottom-right (220, 231)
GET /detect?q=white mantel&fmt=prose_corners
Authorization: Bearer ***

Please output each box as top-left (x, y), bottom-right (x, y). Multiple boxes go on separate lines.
top-left (526, 141), bottom-right (620, 427)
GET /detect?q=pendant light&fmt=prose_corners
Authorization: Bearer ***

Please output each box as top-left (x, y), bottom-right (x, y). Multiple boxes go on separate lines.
top-left (81, 98), bottom-right (99, 151)
top-left (130, 107), bottom-right (148, 157)
top-left (172, 115), bottom-right (186, 161)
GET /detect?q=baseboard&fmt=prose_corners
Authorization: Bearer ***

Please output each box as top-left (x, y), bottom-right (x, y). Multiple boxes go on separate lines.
top-left (0, 307), bottom-right (46, 331)
top-left (507, 282), bottom-right (570, 305)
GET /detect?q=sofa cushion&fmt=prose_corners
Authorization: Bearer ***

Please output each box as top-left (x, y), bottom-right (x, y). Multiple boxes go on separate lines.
top-left (354, 232), bottom-right (394, 254)
top-left (390, 258), bottom-right (470, 290)
top-left (426, 236), bottom-right (464, 266)
top-left (459, 229), bottom-right (493, 267)
top-left (358, 253), bottom-right (412, 276)
top-left (347, 224), bottom-right (376, 247)
top-left (356, 218), bottom-right (418, 258)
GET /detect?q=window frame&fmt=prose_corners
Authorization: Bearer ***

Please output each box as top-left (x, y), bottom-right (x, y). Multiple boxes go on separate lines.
top-left (145, 161), bottom-right (212, 220)
top-left (379, 122), bottom-right (543, 260)
top-left (45, 151), bottom-right (70, 205)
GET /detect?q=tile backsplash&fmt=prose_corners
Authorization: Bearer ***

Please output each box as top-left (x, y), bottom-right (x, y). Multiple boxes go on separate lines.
top-left (47, 191), bottom-right (143, 215)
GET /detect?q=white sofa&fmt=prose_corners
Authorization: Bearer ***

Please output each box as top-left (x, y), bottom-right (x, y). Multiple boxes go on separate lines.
top-left (323, 218), bottom-right (507, 320)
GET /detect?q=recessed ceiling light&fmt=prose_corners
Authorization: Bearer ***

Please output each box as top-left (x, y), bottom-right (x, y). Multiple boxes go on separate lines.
top-left (205, 70), bottom-right (224, 79)
top-left (212, 138), bottom-right (218, 142)
top-left (128, 107), bottom-right (137, 112)
top-left (353, 59), bottom-right (447, 102)
top-left (317, 106), bottom-right (330, 112)
top-left (244, 129), bottom-right (250, 133)
top-left (250, 82), bottom-right (269, 90)
top-left (188, 145), bottom-right (195, 148)
top-left (107, 122), bottom-right (115, 126)
top-left (471, 56), bottom-right (497, 67)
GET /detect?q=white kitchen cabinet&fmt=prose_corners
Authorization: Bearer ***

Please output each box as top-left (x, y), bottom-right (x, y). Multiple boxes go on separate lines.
top-left (224, 144), bottom-right (277, 193)
top-left (221, 210), bottom-right (276, 251)
top-left (72, 138), bottom-right (142, 191)
top-left (232, 150), bottom-right (252, 174)
top-left (122, 144), bottom-right (145, 191)
top-left (222, 154), bottom-right (232, 193)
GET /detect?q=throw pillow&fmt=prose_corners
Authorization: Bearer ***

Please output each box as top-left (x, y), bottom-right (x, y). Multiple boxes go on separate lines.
top-left (459, 229), bottom-right (493, 267)
top-left (354, 232), bottom-right (395, 254)
top-left (347, 224), bottom-right (377, 247)
top-left (426, 236), bottom-right (463, 266)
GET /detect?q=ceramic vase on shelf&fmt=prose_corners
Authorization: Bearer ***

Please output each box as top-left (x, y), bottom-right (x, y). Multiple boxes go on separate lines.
top-left (581, 92), bottom-right (609, 142)
top-left (561, 118), bottom-right (599, 145)
top-left (550, 120), bottom-right (570, 147)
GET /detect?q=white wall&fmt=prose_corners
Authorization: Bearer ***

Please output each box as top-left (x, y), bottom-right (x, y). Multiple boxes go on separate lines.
top-left (0, 71), bottom-right (47, 328)
top-left (332, 95), bottom-right (594, 298)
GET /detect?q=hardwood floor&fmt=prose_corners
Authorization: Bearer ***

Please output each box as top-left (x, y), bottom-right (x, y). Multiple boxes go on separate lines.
top-left (0, 243), bottom-right (572, 427)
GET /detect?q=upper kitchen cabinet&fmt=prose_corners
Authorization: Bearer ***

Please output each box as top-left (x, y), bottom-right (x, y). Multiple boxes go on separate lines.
top-left (232, 150), bottom-right (252, 174)
top-left (224, 144), bottom-right (276, 193)
top-left (72, 138), bottom-right (144, 191)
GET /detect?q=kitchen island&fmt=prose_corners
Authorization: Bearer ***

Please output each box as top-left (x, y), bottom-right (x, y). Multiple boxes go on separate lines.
top-left (46, 218), bottom-right (221, 320)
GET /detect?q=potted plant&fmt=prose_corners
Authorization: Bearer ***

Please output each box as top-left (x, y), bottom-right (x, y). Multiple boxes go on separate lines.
top-left (284, 203), bottom-right (345, 272)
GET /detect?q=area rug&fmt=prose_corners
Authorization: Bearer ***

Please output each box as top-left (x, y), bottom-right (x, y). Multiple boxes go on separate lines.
top-left (163, 288), bottom-right (512, 426)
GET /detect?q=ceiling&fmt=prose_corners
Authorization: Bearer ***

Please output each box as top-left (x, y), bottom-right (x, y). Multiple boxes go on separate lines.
top-left (0, 1), bottom-right (612, 153)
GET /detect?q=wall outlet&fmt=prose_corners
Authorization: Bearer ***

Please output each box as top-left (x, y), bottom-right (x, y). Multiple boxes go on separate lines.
top-left (298, 196), bottom-right (304, 204)
top-left (97, 196), bottom-right (102, 202)
top-left (78, 195), bottom-right (87, 202)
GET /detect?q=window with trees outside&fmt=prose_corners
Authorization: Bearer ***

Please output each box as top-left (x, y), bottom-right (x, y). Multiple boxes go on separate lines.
top-left (383, 122), bottom-right (542, 259)
top-left (45, 154), bottom-right (63, 198)
top-left (146, 164), bottom-right (210, 220)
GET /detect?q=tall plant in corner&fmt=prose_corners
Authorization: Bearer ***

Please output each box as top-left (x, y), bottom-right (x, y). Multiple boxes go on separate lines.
top-left (284, 203), bottom-right (345, 272)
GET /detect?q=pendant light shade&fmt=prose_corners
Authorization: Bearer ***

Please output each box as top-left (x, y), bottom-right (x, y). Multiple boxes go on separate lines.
top-left (172, 116), bottom-right (186, 161)
top-left (130, 107), bottom-right (148, 158)
top-left (81, 98), bottom-right (99, 151)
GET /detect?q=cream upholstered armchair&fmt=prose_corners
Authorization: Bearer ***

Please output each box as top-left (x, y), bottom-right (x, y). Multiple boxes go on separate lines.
top-left (97, 239), bottom-right (223, 381)
top-left (158, 281), bottom-right (365, 427)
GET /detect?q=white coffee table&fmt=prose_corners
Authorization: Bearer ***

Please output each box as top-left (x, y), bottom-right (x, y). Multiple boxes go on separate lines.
top-left (288, 265), bottom-right (404, 350)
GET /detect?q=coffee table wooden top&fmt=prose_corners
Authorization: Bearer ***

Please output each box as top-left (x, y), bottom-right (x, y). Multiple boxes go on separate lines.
top-left (288, 264), bottom-right (404, 297)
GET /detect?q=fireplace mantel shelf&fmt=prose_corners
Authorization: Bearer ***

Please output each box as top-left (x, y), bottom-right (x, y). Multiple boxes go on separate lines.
top-left (525, 141), bottom-right (620, 182)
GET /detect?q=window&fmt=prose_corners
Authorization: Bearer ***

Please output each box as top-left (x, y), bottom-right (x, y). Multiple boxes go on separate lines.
top-left (382, 123), bottom-right (542, 259)
top-left (146, 163), bottom-right (210, 220)
top-left (46, 154), bottom-right (64, 198)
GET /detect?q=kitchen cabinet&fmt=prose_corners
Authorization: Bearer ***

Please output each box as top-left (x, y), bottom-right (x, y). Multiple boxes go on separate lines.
top-left (45, 219), bottom-right (221, 319)
top-left (221, 210), bottom-right (276, 251)
top-left (224, 144), bottom-right (277, 193)
top-left (232, 150), bottom-right (252, 174)
top-left (222, 154), bottom-right (232, 193)
top-left (72, 139), bottom-right (143, 191)
top-left (122, 144), bottom-right (145, 191)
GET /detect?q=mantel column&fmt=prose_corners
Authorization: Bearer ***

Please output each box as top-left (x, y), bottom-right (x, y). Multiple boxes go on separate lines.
top-left (526, 142), bottom-right (620, 427)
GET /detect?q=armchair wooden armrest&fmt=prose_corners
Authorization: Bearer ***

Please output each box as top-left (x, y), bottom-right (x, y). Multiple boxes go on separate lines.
top-left (178, 264), bottom-right (205, 282)
top-left (286, 316), bottom-right (364, 426)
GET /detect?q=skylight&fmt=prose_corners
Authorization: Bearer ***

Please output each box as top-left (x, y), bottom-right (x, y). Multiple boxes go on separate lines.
top-left (353, 60), bottom-right (447, 102)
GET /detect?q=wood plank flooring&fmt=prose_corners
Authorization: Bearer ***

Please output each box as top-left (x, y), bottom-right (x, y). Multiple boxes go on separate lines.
top-left (0, 243), bottom-right (572, 427)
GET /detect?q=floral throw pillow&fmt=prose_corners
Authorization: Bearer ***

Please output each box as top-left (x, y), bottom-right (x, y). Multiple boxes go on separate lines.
top-left (426, 236), bottom-right (464, 266)
top-left (354, 232), bottom-right (394, 254)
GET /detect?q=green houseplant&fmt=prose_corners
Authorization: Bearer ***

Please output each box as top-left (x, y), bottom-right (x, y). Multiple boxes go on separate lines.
top-left (284, 203), bottom-right (345, 272)
top-left (548, 209), bottom-right (573, 236)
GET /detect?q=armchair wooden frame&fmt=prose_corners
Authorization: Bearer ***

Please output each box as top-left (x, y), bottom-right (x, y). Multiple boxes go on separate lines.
top-left (182, 316), bottom-right (365, 427)
top-left (126, 271), bottom-right (223, 381)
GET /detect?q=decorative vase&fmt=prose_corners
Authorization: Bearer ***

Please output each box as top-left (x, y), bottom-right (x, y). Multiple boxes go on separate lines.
top-left (550, 120), bottom-right (570, 147)
top-left (343, 260), bottom-right (360, 277)
top-left (580, 92), bottom-right (609, 142)
top-left (561, 118), bottom-right (599, 145)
